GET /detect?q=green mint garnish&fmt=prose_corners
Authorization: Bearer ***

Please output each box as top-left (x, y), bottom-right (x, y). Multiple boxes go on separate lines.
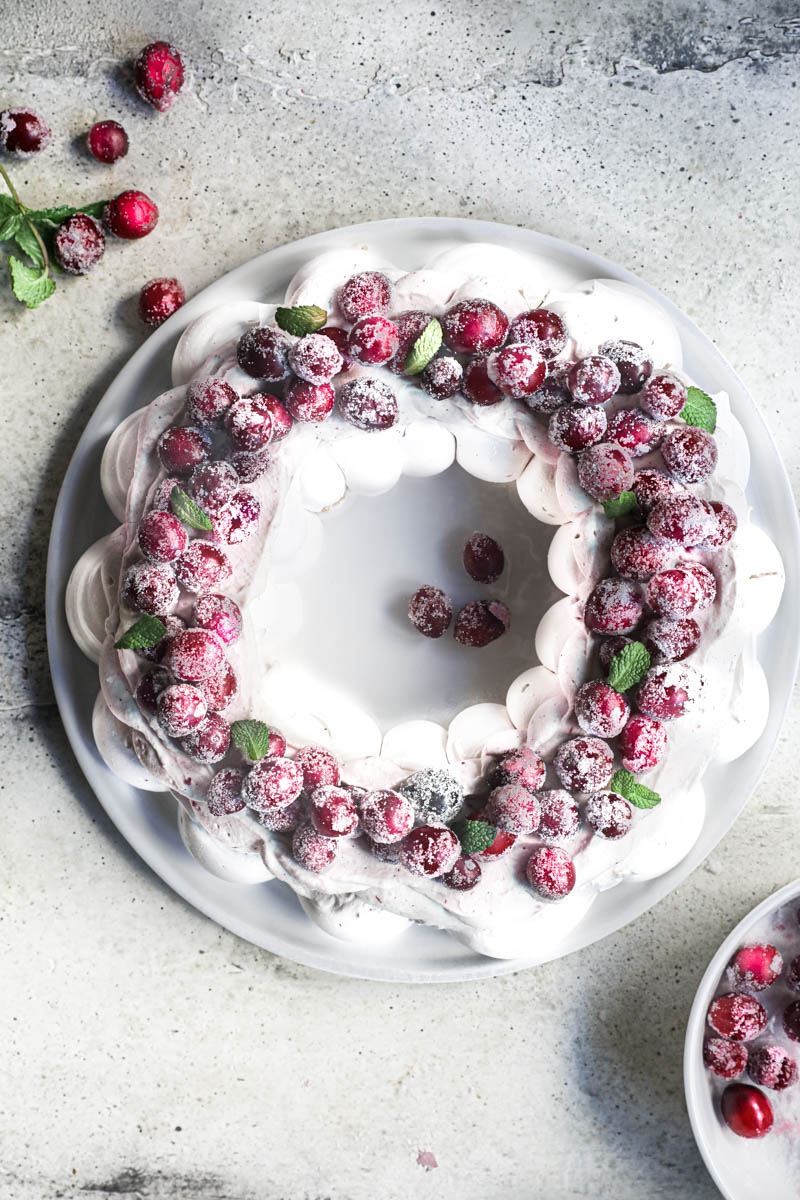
top-left (8, 255), bottom-right (55, 309)
top-left (609, 767), bottom-right (661, 810)
top-left (170, 485), bottom-right (213, 531)
top-left (274, 304), bottom-right (327, 336)
top-left (603, 490), bottom-right (638, 519)
top-left (404, 317), bottom-right (443, 375)
top-left (12, 221), bottom-right (45, 268)
top-left (680, 387), bottom-right (717, 434)
top-left (114, 615), bottom-right (168, 651)
top-left (452, 818), bottom-right (497, 856)
top-left (26, 201), bottom-right (108, 224)
top-left (230, 719), bottom-right (271, 762)
top-left (607, 641), bottom-right (651, 693)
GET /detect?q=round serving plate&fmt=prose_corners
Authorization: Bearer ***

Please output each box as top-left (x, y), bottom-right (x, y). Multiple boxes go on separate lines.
top-left (46, 217), bottom-right (800, 982)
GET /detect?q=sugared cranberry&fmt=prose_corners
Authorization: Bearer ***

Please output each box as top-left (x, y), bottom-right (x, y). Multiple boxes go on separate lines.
top-left (179, 712), bottom-right (231, 764)
top-left (408, 585), bottom-right (452, 638)
top-left (295, 746), bottom-right (339, 789)
top-left (526, 361), bottom-right (572, 415)
top-left (398, 824), bottom-right (460, 878)
top-left (138, 277), bottom-right (185, 326)
top-left (585, 792), bottom-right (632, 839)
top-left (598, 635), bottom-right (632, 673)
top-left (337, 270), bottom-right (393, 322)
top-left (708, 992), bottom-right (768, 1041)
top-left (309, 785), bottom-right (358, 838)
top-left (748, 1045), bottom-right (798, 1091)
top-left (720, 1084), bottom-right (773, 1139)
top-left (188, 460), bottom-right (239, 514)
top-left (442, 298), bottom-right (509, 354)
top-left (462, 356), bottom-right (504, 406)
top-left (636, 664), bottom-right (703, 721)
top-left (442, 856), bottom-right (482, 890)
top-left (788, 956), bottom-right (800, 992)
top-left (642, 616), bottom-right (701, 663)
top-left (364, 834), bottom-right (400, 863)
top-left (647, 561), bottom-right (716, 619)
top-left (605, 408), bottom-right (665, 457)
top-left (206, 767), bottom-right (246, 815)
top-left (548, 404), bottom-right (607, 453)
top-left (195, 661), bottom-right (238, 712)
top-left (134, 41), bottom-right (185, 111)
top-left (285, 379), bottom-right (335, 423)
top-left (264, 727), bottom-right (287, 758)
top-left (259, 796), bottom-right (304, 833)
top-left (399, 769), bottom-right (463, 824)
top-left (472, 822), bottom-right (517, 861)
top-left (618, 715), bottom-right (667, 773)
top-left (186, 377), bottom-right (237, 427)
top-left (289, 333), bottom-right (342, 384)
top-left (347, 315), bottom-right (399, 365)
top-left (662, 427), bottom-right (718, 484)
top-left (213, 490), bottom-right (261, 545)
top-left (135, 666), bottom-right (170, 716)
top-left (122, 562), bottom-right (179, 615)
top-left (486, 784), bottom-right (540, 834)
top-left (227, 396), bottom-right (274, 452)
top-left (137, 510), bottom-right (188, 564)
top-left (140, 613), bottom-right (185, 662)
top-left (640, 373), bottom-right (687, 420)
top-left (728, 944), bottom-right (784, 992)
top-left (157, 426), bottom-right (208, 476)
top-left (453, 600), bottom-right (510, 647)
top-left (574, 681), bottom-right (630, 738)
top-left (157, 682), bottom-right (207, 737)
top-left (193, 593), bottom-right (242, 645)
top-left (785, 1000), bottom-right (800, 1042)
top-left (0, 108), bottom-right (51, 156)
top-left (526, 846), bottom-right (576, 899)
top-left (611, 527), bottom-right (674, 582)
top-left (103, 190), bottom-right (159, 239)
top-left (647, 495), bottom-right (718, 547)
top-left (87, 120), bottom-right (128, 163)
top-left (599, 340), bottom-right (653, 394)
top-left (236, 327), bottom-right (291, 381)
top-left (318, 325), bottom-right (351, 366)
top-left (338, 377), bottom-right (398, 430)
top-left (463, 532), bottom-right (504, 583)
top-left (387, 310), bottom-right (433, 375)
top-left (704, 501), bottom-right (738, 549)
top-left (359, 789), bottom-right (414, 843)
top-left (487, 343), bottom-right (546, 397)
top-left (420, 356), bottom-right (463, 399)
top-left (163, 627), bottom-right (225, 681)
top-left (507, 309), bottom-right (567, 359)
top-left (151, 476), bottom-right (182, 512)
top-left (54, 213), bottom-right (105, 275)
top-left (174, 542), bottom-right (231, 593)
top-left (490, 747), bottom-right (545, 793)
top-left (568, 355), bottom-right (620, 405)
top-left (537, 791), bottom-right (580, 842)
top-left (231, 448), bottom-right (272, 483)
top-left (632, 469), bottom-right (679, 512)
top-left (243, 756), bottom-right (303, 811)
top-left (554, 737), bottom-right (613, 793)
top-left (584, 578), bottom-right (644, 635)
top-left (704, 1037), bottom-right (747, 1080)
top-left (292, 821), bottom-right (338, 872)
top-left (577, 442), bottom-right (634, 502)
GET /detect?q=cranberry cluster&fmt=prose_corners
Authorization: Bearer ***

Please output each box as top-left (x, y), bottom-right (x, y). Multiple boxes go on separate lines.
top-left (408, 532), bottom-right (509, 647)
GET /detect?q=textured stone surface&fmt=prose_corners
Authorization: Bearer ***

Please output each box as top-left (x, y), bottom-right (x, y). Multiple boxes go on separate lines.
top-left (1, 2), bottom-right (799, 1197)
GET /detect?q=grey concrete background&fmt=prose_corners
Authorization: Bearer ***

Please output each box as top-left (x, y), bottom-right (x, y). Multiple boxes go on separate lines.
top-left (1, 2), bottom-right (799, 1197)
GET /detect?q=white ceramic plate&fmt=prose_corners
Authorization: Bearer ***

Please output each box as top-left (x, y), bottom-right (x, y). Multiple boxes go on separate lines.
top-left (46, 217), bottom-right (800, 982)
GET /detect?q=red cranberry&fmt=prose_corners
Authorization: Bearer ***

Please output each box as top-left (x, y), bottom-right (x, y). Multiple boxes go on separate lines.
top-left (632, 469), bottom-right (680, 512)
top-left (259, 393), bottom-right (293, 440)
top-left (611, 527), bottom-right (674, 582)
top-left (138, 277), bottom-right (185, 327)
top-left (122, 562), bottom-right (179, 615)
top-left (186, 377), bottom-right (238, 427)
top-left (728, 944), bottom-right (784, 992)
top-left (708, 992), bottom-right (768, 1041)
top-left (442, 299), bottom-right (509, 354)
top-left (704, 1038), bottom-right (747, 1080)
top-left (640, 373), bottom-right (687, 420)
top-left (408, 585), bottom-right (453, 638)
top-left (54, 213), bottom-right (105, 275)
top-left (157, 426), bottom-right (208, 476)
top-left (163, 628), bottom-right (225, 681)
top-left (462, 356), bottom-right (504, 406)
top-left (642, 616), bottom-right (701, 663)
top-left (585, 792), bottom-right (632, 839)
top-left (137, 510), bottom-right (188, 564)
top-left (309, 785), bottom-right (358, 838)
top-left (285, 379), bottom-right (335, 423)
top-left (537, 790), bottom-right (580, 842)
top-left (258, 796), bottom-right (305, 833)
top-left (215, 490), bottom-right (261, 545)
top-left (140, 613), bottom-right (186, 663)
top-left (554, 737), bottom-right (613, 792)
top-left (421, 356), bottom-right (463, 399)
top-left (599, 339), bottom-right (653, 394)
top-left (490, 747), bottom-right (546, 793)
top-left (347, 315), bottom-right (399, 365)
top-left (567, 355), bottom-right (620, 405)
top-left (748, 1045), bottom-right (798, 1091)
top-left (135, 666), bottom-right (170, 715)
top-left (605, 408), bottom-right (665, 457)
top-left (662, 427), bottom-right (718, 484)
top-left (507, 308), bottom-right (567, 359)
top-left (584, 578), bottom-right (644, 636)
top-left (598, 635), bottom-right (632, 673)
top-left (87, 120), bottom-right (128, 163)
top-left (486, 784), bottom-right (540, 834)
top-left (526, 361), bottom-right (572, 415)
top-left (704, 501), bottom-right (738, 549)
top-left (526, 846), bottom-right (576, 899)
top-left (0, 108), bottom-right (51, 156)
top-left (453, 600), bottom-right (510, 647)
top-left (398, 824), bottom-right (460, 877)
top-left (179, 712), bottom-right (231, 764)
top-left (292, 821), bottom-right (338, 872)
top-left (636, 664), bottom-right (703, 721)
top-left (337, 270), bottom-right (393, 322)
top-left (174, 542), bottom-right (231, 593)
top-left (195, 660), bottom-right (238, 712)
top-left (151, 477), bottom-right (182, 512)
top-left (618, 716), bottom-right (667, 773)
top-left (243, 756), bottom-right (303, 811)
top-left (647, 562), bottom-right (716, 618)
top-left (548, 404), bottom-right (607, 453)
top-left (338, 377), bottom-right (398, 431)
top-left (206, 767), bottom-right (246, 815)
top-left (227, 396), bottom-right (274, 452)
top-left (463, 533), bottom-right (504, 583)
top-left (364, 835), bottom-right (400, 863)
top-left (442, 856), bottom-right (482, 890)
top-left (487, 343), bottom-right (546, 397)
top-left (134, 41), bottom-right (185, 111)
top-left (319, 326), bottom-right (351, 367)
top-left (648, 495), bottom-right (718, 548)
top-left (472, 823), bottom-right (517, 861)
top-left (231, 449), bottom-right (272, 483)
top-left (264, 727), bottom-right (287, 758)
top-left (574, 681), bottom-right (630, 738)
top-left (103, 190), bottom-right (159, 239)
top-left (720, 1083), bottom-right (773, 1139)
top-left (577, 442), bottom-right (634, 501)
top-left (289, 333), bottom-right (343, 384)
top-left (188, 460), bottom-right (239, 514)
top-left (295, 746), bottom-right (340, 789)
top-left (788, 956), bottom-right (800, 992)
top-left (387, 310), bottom-right (433, 375)
top-left (359, 789), bottom-right (414, 843)
top-left (193, 593), bottom-right (242, 645)
top-left (785, 1000), bottom-right (800, 1042)
top-left (236, 327), bottom-right (291, 381)
top-left (157, 683), bottom-right (207, 737)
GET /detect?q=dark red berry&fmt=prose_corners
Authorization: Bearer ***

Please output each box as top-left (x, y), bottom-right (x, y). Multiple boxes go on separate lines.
top-left (442, 856), bottom-right (482, 890)
top-left (646, 562), bottom-right (716, 619)
top-left (408, 585), bottom-right (453, 638)
top-left (574, 680), bottom-right (630, 738)
top-left (54, 213), bottom-right (105, 275)
top-left (577, 442), bottom-right (634, 501)
top-left (0, 108), bottom-right (51, 156)
top-left (785, 1000), bottom-right (800, 1042)
top-left (186, 377), bottom-right (237, 427)
top-left (188, 460), bottom-right (239, 514)
top-left (337, 271), bottom-right (393, 322)
top-left (585, 792), bottom-right (632, 839)
top-left (230, 448), bottom-right (271, 483)
top-left (463, 532), bottom-right (504, 583)
top-left (642, 616), bottom-right (701, 663)
top-left (462, 356), bottom-right (504, 406)
top-left (526, 362), bottom-right (572, 415)
top-left (318, 326), bottom-right (351, 367)
top-left (632, 469), bottom-right (680, 512)
top-left (195, 661), bottom-right (238, 712)
top-left (553, 736), bottom-right (613, 792)
top-left (720, 1083), bottom-right (773, 1139)
top-left (122, 562), bottom-right (179, 615)
top-left (748, 1045), bottom-right (798, 1091)
top-left (442, 299), bottom-right (509, 354)
top-left (635, 663), bottom-right (703, 721)
top-left (420, 356), bottom-right (463, 399)
top-left (704, 501), bottom-right (738, 548)
top-left (487, 343), bottom-right (546, 397)
top-left (548, 404), bottom-right (607, 453)
top-left (236, 327), bottom-right (291, 381)
top-left (295, 746), bottom-right (340, 790)
top-left (703, 1037), bottom-right (747, 1080)
top-left (103, 190), bottom-right (159, 239)
top-left (387, 310), bottom-right (433, 375)
top-left (708, 993), bottom-right (768, 1041)
top-left (618, 715), bottom-right (667, 773)
top-left (206, 767), bottom-right (246, 815)
top-left (605, 408), bottom-right (665, 457)
top-left (662, 427), bottom-right (718, 484)
top-left (134, 41), bottom-right (185, 112)
top-left (227, 395), bottom-right (274, 451)
top-left (135, 666), bottom-right (170, 715)
top-left (285, 380), bottom-right (335, 423)
top-left (87, 120), bottom-right (128, 163)
top-left (140, 613), bottom-right (185, 662)
top-left (338, 377), bottom-right (398, 431)
top-left (567, 355), bottom-right (620, 405)
top-left (156, 426), bottom-right (208, 476)
top-left (243, 756), bottom-right (303, 811)
top-left (213, 490), bottom-right (260, 545)
top-left (359, 789), bottom-right (415, 843)
top-left (157, 682), bottom-right (207, 737)
top-left (584, 578), bottom-right (644, 635)
top-left (490, 747), bottom-right (545, 793)
top-left (137, 510), bottom-right (187, 564)
top-left (526, 846), bottom-right (576, 899)
top-left (597, 635), bottom-right (632, 673)
top-left (647, 495), bottom-right (718, 547)
top-left (728, 944), bottom-right (784, 992)
top-left (138, 277), bottom-right (185, 326)
top-left (193, 593), bottom-right (242, 645)
top-left (347, 315), bottom-right (399, 365)
top-left (398, 824), bottom-right (460, 877)
top-left (289, 333), bottom-right (343, 384)
top-left (292, 822), bottom-right (338, 872)
top-left (179, 712), bottom-right (231, 764)
top-left (453, 600), bottom-right (510, 647)
top-left (163, 628), bottom-right (225, 681)
top-left (537, 790), bottom-right (580, 842)
top-left (610, 526), bottom-right (674, 581)
top-left (640, 373), bottom-right (687, 420)
top-left (309, 785), bottom-right (359, 838)
top-left (486, 784), bottom-right (540, 834)
top-left (507, 309), bottom-right (567, 359)
top-left (174, 542), bottom-right (232, 593)
top-left (599, 339), bottom-right (653, 394)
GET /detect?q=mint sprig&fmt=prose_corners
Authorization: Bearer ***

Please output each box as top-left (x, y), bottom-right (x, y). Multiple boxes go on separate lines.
top-left (603, 491), bottom-right (638, 519)
top-left (9, 256), bottom-right (55, 308)
top-left (404, 318), bottom-right (443, 375)
top-left (452, 818), bottom-right (497, 856)
top-left (170, 485), bottom-right (213, 531)
top-left (609, 767), bottom-right (661, 810)
top-left (680, 387), bottom-right (717, 434)
top-left (607, 641), bottom-right (651, 693)
top-left (114, 615), bottom-right (167, 651)
top-left (230, 719), bottom-right (271, 762)
top-left (275, 305), bottom-right (327, 336)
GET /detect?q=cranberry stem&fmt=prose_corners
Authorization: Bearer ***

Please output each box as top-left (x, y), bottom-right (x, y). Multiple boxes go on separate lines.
top-left (0, 161), bottom-right (51, 276)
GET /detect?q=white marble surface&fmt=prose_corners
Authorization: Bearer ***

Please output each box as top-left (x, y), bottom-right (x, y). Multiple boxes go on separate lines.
top-left (1, 3), bottom-right (799, 1197)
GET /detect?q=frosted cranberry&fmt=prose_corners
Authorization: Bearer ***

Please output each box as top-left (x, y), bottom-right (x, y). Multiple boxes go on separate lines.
top-left (195, 661), bottom-right (238, 712)
top-left (338, 377), bottom-right (398, 431)
top-left (453, 600), bottom-right (510, 647)
top-left (243, 756), bottom-right (303, 811)
top-left (486, 784), bottom-right (541, 834)
top-left (662, 427), bottom-right (718, 484)
top-left (359, 789), bottom-right (414, 843)
top-left (704, 1038), bottom-right (747, 1080)
top-left (442, 299), bottom-right (509, 354)
top-left (635, 664), bottom-right (703, 721)
top-left (157, 426), bottom-right (208, 476)
top-left (729, 944), bottom-right (784, 992)
top-left (285, 379), bottom-right (335, 423)
top-left (704, 501), bottom-right (738, 548)
top-left (642, 616), bottom-right (701, 663)
top-left (364, 834), bottom-right (400, 863)
top-left (134, 41), bottom-right (184, 111)
top-left (473, 823), bottom-right (517, 861)
top-left (584, 578), bottom-right (644, 635)
top-left (599, 340), bottom-right (653, 394)
top-left (188, 460), bottom-right (239, 515)
top-left (347, 315), bottom-right (399, 365)
top-left (574, 681), bottom-right (630, 738)
top-left (632, 469), bottom-right (679, 512)
top-left (721, 1083), bottom-right (773, 1139)
top-left (400, 769), bottom-right (463, 824)
top-left (179, 712), bottom-right (231, 763)
top-left (135, 666), bottom-right (170, 715)
top-left (139, 277), bottom-right (185, 326)
top-left (605, 408), bottom-right (665, 457)
top-left (157, 683), bottom-right (207, 737)
top-left (87, 119), bottom-right (128, 163)
top-left (618, 716), bottom-right (667, 773)
top-left (526, 360), bottom-right (572, 415)
top-left (640, 373), bottom-right (687, 420)
top-left (216, 490), bottom-right (262, 545)
top-left (137, 510), bottom-right (187, 564)
top-left (788, 956), bottom-right (800, 992)
top-left (140, 613), bottom-right (185, 662)
top-left (292, 821), bottom-right (338, 872)
top-left (611, 527), bottom-right (674, 582)
top-left (507, 309), bottom-right (567, 359)
top-left (236, 327), bottom-right (291, 381)
top-left (421, 356), bottom-right (463, 399)
top-left (319, 325), bottom-right (351, 366)
top-left (462, 356), bottom-right (504, 406)
top-left (261, 393), bottom-right (294, 440)
top-left (598, 635), bottom-right (632, 673)
top-left (568, 355), bottom-right (620, 405)
top-left (289, 333), bottom-right (343, 383)
top-left (193, 593), bottom-right (242, 645)
top-left (258, 796), bottom-right (304, 833)
top-left (309, 785), bottom-right (358, 838)
top-left (54, 213), bottom-right (105, 275)
top-left (398, 824), bottom-right (460, 877)
top-left (231, 448), bottom-right (271, 483)
top-left (265, 727), bottom-right (287, 758)
top-left (463, 532), bottom-right (504, 583)
top-left (151, 477), bottom-right (182, 512)
top-left (103, 190), bottom-right (159, 239)
top-left (442, 856), bottom-right (482, 890)
top-left (526, 846), bottom-right (576, 899)
top-left (786, 1000), bottom-right (800, 1042)
top-left (490, 747), bottom-right (545, 793)
top-left (206, 767), bottom-right (245, 815)
top-left (577, 442), bottom-right (634, 501)
top-left (554, 737), bottom-right (613, 792)
top-left (174, 542), bottom-right (231, 593)
top-left (337, 270), bottom-right (393, 322)
top-left (0, 108), bottom-right (51, 155)
top-left (585, 792), bottom-right (632, 839)
top-left (647, 495), bottom-right (718, 547)
top-left (708, 992), bottom-right (768, 1041)
top-left (226, 396), bottom-right (274, 451)
top-left (186, 377), bottom-right (237, 427)
top-left (387, 310), bottom-right (432, 375)
top-left (749, 1045), bottom-right (797, 1091)
top-left (408, 585), bottom-right (452, 638)
top-left (163, 628), bottom-right (225, 681)
top-left (647, 562), bottom-right (716, 618)
top-left (122, 562), bottom-right (179, 615)
top-left (487, 343), bottom-right (546, 397)
top-left (295, 746), bottom-right (339, 789)
top-left (537, 791), bottom-right (580, 842)
top-left (548, 404), bottom-right (607, 453)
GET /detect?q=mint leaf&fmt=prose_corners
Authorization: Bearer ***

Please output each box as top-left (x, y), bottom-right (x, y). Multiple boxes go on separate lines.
top-left (230, 719), bottom-right (271, 762)
top-left (27, 201), bottom-right (108, 225)
top-left (13, 221), bottom-right (45, 267)
top-left (607, 641), bottom-right (651, 693)
top-left (609, 767), bottom-right (661, 810)
top-left (603, 490), bottom-right (638, 519)
top-left (0, 194), bottom-right (17, 218)
top-left (680, 387), bottom-right (717, 434)
top-left (8, 255), bottom-right (55, 308)
top-left (404, 317), bottom-right (443, 375)
top-left (114, 615), bottom-right (167, 650)
top-left (275, 304), bottom-right (327, 336)
top-left (0, 211), bottom-right (20, 242)
top-left (170, 485), bottom-right (213, 531)
top-left (452, 818), bottom-right (497, 856)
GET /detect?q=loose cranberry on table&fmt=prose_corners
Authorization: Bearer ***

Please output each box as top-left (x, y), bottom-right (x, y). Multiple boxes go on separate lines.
top-left (186, 377), bottom-right (238, 427)
top-left (359, 789), bottom-right (414, 844)
top-left (507, 308), bottom-right (567, 359)
top-left (420, 355), bottom-right (463, 399)
top-left (243, 756), bottom-right (303, 811)
top-left (642, 616), bottom-right (701, 663)
top-left (387, 310), bottom-right (432, 375)
top-left (140, 613), bottom-right (185, 662)
top-left (206, 767), bottom-right (246, 815)
top-left (618, 715), bottom-right (667, 774)
top-left (87, 119), bottom-right (128, 163)
top-left (337, 270), bottom-right (393, 322)
top-left (574, 680), bottom-right (630, 738)
top-left (408, 585), bottom-right (453, 638)
top-left (720, 1083), bottom-right (774, 1139)
top-left (704, 501), bottom-right (738, 548)
top-left (193, 593), bottom-right (242, 646)
top-left (463, 532), bottom-right (504, 583)
top-left (134, 41), bottom-right (185, 111)
top-left (647, 495), bottom-right (718, 547)
top-left (441, 298), bottom-right (509, 354)
top-left (635, 663), bottom-right (702, 721)
top-left (704, 1037), bottom-right (747, 1080)
top-left (526, 846), bottom-right (576, 900)
top-left (728, 944), bottom-right (784, 992)
top-left (137, 510), bottom-right (188, 564)
top-left (708, 992), bottom-right (768, 1041)
top-left (347, 315), bottom-right (399, 365)
top-left (490, 746), bottom-right (545, 793)
top-left (397, 824), bottom-right (461, 878)
top-left (293, 822), bottom-right (338, 873)
top-left (103, 190), bottom-right (159, 239)
top-left (138, 277), bottom-right (185, 326)
top-left (0, 108), bottom-right (51, 155)
top-left (554, 736), bottom-right (613, 793)
top-left (640, 372), bottom-right (687, 420)
top-left (604, 408), bottom-right (665, 457)
top-left (163, 627), bottom-right (225, 681)
top-left (195, 660), bottom-right (238, 712)
top-left (537, 790), bottom-right (580, 842)
top-left (576, 442), bottom-right (634, 502)
top-left (285, 379), bottom-right (335, 423)
top-left (485, 784), bottom-right (541, 834)
top-left (309, 785), bottom-right (359, 838)
top-left (453, 600), bottom-right (510, 647)
top-left (289, 332), bottom-right (343, 384)
top-left (295, 746), bottom-right (340, 789)
top-left (134, 666), bottom-right (170, 716)
top-left (338, 377), bottom-right (398, 431)
top-left (748, 1045), bottom-right (798, 1091)
top-left (567, 355), bottom-right (620, 406)
top-left (442, 856), bottom-right (482, 891)
top-left (174, 541), bottom-right (232, 593)
top-left (236, 327), bottom-right (291, 381)
top-left (662, 427), bottom-right (718, 484)
top-left (122, 561), bottom-right (179, 615)
top-left (548, 404), bottom-right (607, 453)
top-left (487, 343), bottom-right (546, 397)
top-left (585, 792), bottom-right (632, 840)
top-left (646, 562), bottom-right (716, 619)
top-left (156, 682), bottom-right (207, 737)
top-left (188, 460), bottom-right (239, 514)
top-left (178, 712), bottom-right (231, 764)
top-left (54, 213), bottom-right (105, 275)
top-left (462, 356), bottom-right (504, 406)
top-left (610, 526), bottom-right (674, 582)
top-left (584, 577), bottom-right (644, 636)
top-left (599, 339), bottom-right (653, 393)
top-left (156, 425), bottom-right (208, 475)
top-left (632, 469), bottom-right (679, 513)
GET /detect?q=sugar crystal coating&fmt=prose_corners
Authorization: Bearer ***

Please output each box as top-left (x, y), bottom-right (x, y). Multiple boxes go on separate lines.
top-left (292, 821), bottom-right (338, 872)
top-left (174, 542), bottom-right (232, 593)
top-left (398, 824), bottom-right (460, 877)
top-left (289, 333), bottom-right (343, 384)
top-left (258, 796), bottom-right (305, 833)
top-left (236, 327), bottom-right (291, 381)
top-left (442, 855), bottom-right (482, 890)
top-left (577, 442), bottom-right (634, 501)
top-left (584, 577), bottom-right (644, 636)
top-left (453, 600), bottom-right (510, 646)
top-left (648, 495), bottom-right (718, 547)
top-left (195, 660), bottom-right (238, 712)
top-left (55, 213), bottom-right (105, 275)
top-left (463, 532), bottom-right (505, 583)
top-left (138, 278), bottom-right (185, 327)
top-left (227, 396), bottom-right (274, 452)
top-left (206, 768), bottom-right (246, 815)
top-left (748, 1045), bottom-right (798, 1091)
top-left (647, 561), bottom-right (716, 619)
top-left (704, 1038), bottom-right (747, 1080)
top-left (728, 944), bottom-right (784, 993)
top-left (137, 511), bottom-right (188, 564)
top-left (338, 377), bottom-right (398, 431)
top-left (295, 746), bottom-right (340, 789)
top-left (567, 355), bottom-right (620, 405)
top-left (309, 785), bottom-right (359, 838)
top-left (599, 339), bottom-right (653, 393)
top-left (337, 271), bottom-right (393, 322)
top-left (122, 561), bottom-right (179, 615)
top-left (708, 993), bottom-right (768, 1042)
top-left (388, 310), bottom-right (433, 374)
top-left (408, 585), bottom-right (453, 638)
top-left (462, 356), bottom-right (504, 406)
top-left (193, 593), bottom-right (242, 646)
top-left (156, 683), bottom-right (207, 737)
top-left (157, 426), bottom-right (209, 476)
top-left (243, 756), bottom-right (303, 811)
top-left (605, 408), bottom-right (665, 457)
top-left (507, 309), bottom-right (567, 359)
top-left (548, 404), bottom-right (607, 453)
top-left (186, 377), bottom-right (238, 427)
top-left (163, 628), bottom-right (225, 681)
top-left (632, 469), bottom-right (680, 512)
top-left (554, 736), bottom-right (613, 793)
top-left (662, 427), bottom-right (718, 484)
top-left (585, 791), bottom-right (632, 840)
top-left (618, 715), bottom-right (667, 773)
top-left (486, 784), bottom-right (541, 834)
top-left (399, 768), bottom-right (464, 824)
top-left (441, 298), bottom-right (509, 354)
top-left (574, 680), bottom-right (630, 738)
top-left (640, 372), bottom-right (687, 420)
top-left (347, 315), bottom-right (399, 365)
top-left (421, 355), bottom-right (463, 399)
top-left (285, 379), bottom-right (335, 423)
top-left (526, 846), bottom-right (576, 899)
top-left (359, 789), bottom-right (415, 843)
top-left (179, 712), bottom-right (231, 763)
top-left (487, 343), bottom-right (546, 396)
top-left (188, 460), bottom-right (239, 513)
top-left (642, 616), bottom-right (701, 663)
top-left (537, 791), bottom-right (580, 842)
top-left (490, 747), bottom-right (545, 793)
top-left (610, 526), bottom-right (674, 582)
top-left (704, 501), bottom-right (737, 548)
top-left (635, 663), bottom-right (703, 721)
